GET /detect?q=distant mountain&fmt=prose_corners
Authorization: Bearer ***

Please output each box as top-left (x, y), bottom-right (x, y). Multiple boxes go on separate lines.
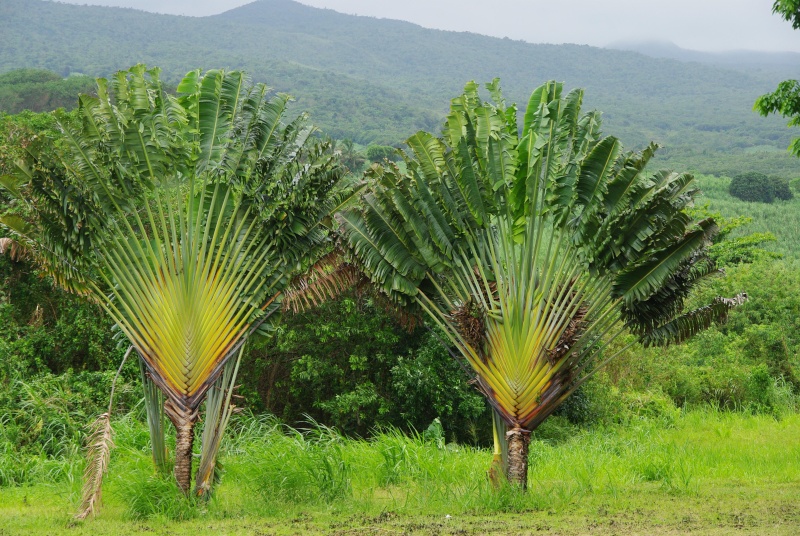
top-left (1, 0), bottom-right (799, 176)
top-left (607, 40), bottom-right (800, 74)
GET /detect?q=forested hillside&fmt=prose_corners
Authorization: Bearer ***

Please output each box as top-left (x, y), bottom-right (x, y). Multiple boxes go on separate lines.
top-left (606, 40), bottom-right (800, 75)
top-left (1, 0), bottom-right (800, 176)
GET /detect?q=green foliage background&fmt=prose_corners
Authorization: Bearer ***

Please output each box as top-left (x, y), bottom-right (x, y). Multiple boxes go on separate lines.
top-left (0, 69), bottom-right (95, 115)
top-left (240, 296), bottom-right (488, 441)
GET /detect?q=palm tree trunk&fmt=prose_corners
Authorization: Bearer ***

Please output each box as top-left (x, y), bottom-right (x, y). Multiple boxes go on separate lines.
top-left (174, 419), bottom-right (196, 494)
top-left (165, 400), bottom-right (198, 495)
top-left (505, 427), bottom-right (531, 490)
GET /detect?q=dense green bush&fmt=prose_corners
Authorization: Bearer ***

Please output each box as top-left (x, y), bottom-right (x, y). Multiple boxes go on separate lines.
top-left (0, 368), bottom-right (140, 486)
top-left (729, 171), bottom-right (794, 203)
top-left (0, 255), bottom-right (126, 378)
top-left (365, 144), bottom-right (399, 163)
top-left (239, 295), bottom-right (489, 443)
top-left (0, 252), bottom-right (135, 486)
top-left (773, 177), bottom-right (795, 200)
top-left (603, 258), bottom-right (800, 411)
top-left (0, 69), bottom-right (95, 114)
top-left (728, 172), bottom-right (767, 202)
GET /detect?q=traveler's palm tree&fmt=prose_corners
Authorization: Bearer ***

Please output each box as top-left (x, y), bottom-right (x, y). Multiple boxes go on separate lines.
top-left (0, 66), bottom-right (349, 494)
top-left (338, 80), bottom-right (745, 487)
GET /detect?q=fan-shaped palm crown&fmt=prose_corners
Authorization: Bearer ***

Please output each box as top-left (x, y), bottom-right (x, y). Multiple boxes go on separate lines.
top-left (338, 80), bottom-right (744, 486)
top-left (0, 65), bottom-right (349, 491)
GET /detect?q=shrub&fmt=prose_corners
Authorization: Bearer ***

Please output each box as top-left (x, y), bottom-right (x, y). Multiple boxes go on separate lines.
top-left (771, 176), bottom-right (794, 200)
top-left (729, 171), bottom-right (794, 203)
top-left (365, 144), bottom-right (399, 163)
top-left (621, 390), bottom-right (681, 426)
top-left (745, 363), bottom-right (799, 415)
top-left (241, 296), bottom-right (489, 443)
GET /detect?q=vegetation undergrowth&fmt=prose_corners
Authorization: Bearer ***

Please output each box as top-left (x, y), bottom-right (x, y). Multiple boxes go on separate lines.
top-left (2, 408), bottom-right (800, 533)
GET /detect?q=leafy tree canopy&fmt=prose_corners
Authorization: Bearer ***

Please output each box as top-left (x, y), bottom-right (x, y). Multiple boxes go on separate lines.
top-left (773, 0), bottom-right (800, 28)
top-left (729, 171), bottom-right (794, 203)
top-left (0, 69), bottom-right (96, 115)
top-left (754, 1), bottom-right (800, 155)
top-left (365, 145), bottom-right (400, 163)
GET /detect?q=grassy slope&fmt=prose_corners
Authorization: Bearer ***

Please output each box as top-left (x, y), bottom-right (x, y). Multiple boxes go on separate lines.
top-left (2, 410), bottom-right (800, 535)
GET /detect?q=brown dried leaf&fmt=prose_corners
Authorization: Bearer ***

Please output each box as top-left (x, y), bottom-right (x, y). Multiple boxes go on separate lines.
top-left (74, 413), bottom-right (114, 520)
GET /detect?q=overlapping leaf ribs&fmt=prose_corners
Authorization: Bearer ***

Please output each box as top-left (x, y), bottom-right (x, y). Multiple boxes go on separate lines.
top-left (339, 79), bottom-right (745, 487)
top-left (0, 65), bottom-right (349, 494)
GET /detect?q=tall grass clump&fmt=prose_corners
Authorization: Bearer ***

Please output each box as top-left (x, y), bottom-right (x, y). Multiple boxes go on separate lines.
top-left (226, 416), bottom-right (492, 515)
top-left (0, 371), bottom-right (139, 488)
top-left (0, 448), bottom-right (78, 488)
top-left (359, 424), bottom-right (488, 513)
top-left (103, 414), bottom-right (200, 521)
top-left (2, 407), bottom-right (799, 522)
top-left (243, 418), bottom-right (352, 507)
top-left (118, 471), bottom-right (204, 521)
top-left (212, 410), bottom-right (800, 517)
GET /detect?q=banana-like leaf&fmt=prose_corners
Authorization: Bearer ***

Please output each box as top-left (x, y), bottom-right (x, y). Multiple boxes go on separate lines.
top-left (614, 219), bottom-right (717, 303)
top-left (640, 293), bottom-right (747, 347)
top-left (340, 79), bottom-right (742, 432)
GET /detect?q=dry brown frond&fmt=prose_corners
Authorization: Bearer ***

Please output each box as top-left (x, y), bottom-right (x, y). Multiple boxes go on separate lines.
top-left (0, 237), bottom-right (26, 261)
top-left (283, 251), bottom-right (363, 314)
top-left (546, 302), bottom-right (588, 365)
top-left (74, 347), bottom-right (133, 520)
top-left (473, 265), bottom-right (499, 304)
top-left (74, 413), bottom-right (114, 520)
top-left (451, 297), bottom-right (486, 358)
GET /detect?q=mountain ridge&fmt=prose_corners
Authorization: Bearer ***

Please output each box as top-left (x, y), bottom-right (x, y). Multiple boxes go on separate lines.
top-left (606, 39), bottom-right (800, 73)
top-left (2, 0), bottom-right (799, 176)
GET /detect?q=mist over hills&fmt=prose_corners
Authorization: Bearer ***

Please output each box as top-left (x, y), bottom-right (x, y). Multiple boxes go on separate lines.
top-left (606, 40), bottom-right (800, 75)
top-left (2, 0), bottom-right (799, 176)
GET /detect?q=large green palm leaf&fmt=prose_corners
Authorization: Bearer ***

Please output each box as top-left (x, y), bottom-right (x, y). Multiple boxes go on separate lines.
top-left (339, 79), bottom-right (744, 487)
top-left (0, 65), bottom-right (348, 494)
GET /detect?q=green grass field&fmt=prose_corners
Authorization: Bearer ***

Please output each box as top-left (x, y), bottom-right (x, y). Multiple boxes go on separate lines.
top-left (695, 175), bottom-right (800, 259)
top-left (2, 409), bottom-right (800, 535)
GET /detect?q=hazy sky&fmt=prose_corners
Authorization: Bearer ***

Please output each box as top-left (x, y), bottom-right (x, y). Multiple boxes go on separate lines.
top-left (55, 0), bottom-right (800, 53)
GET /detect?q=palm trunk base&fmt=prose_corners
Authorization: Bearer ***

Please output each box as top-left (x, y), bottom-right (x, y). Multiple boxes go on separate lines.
top-left (505, 427), bottom-right (531, 490)
top-left (165, 400), bottom-right (198, 495)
